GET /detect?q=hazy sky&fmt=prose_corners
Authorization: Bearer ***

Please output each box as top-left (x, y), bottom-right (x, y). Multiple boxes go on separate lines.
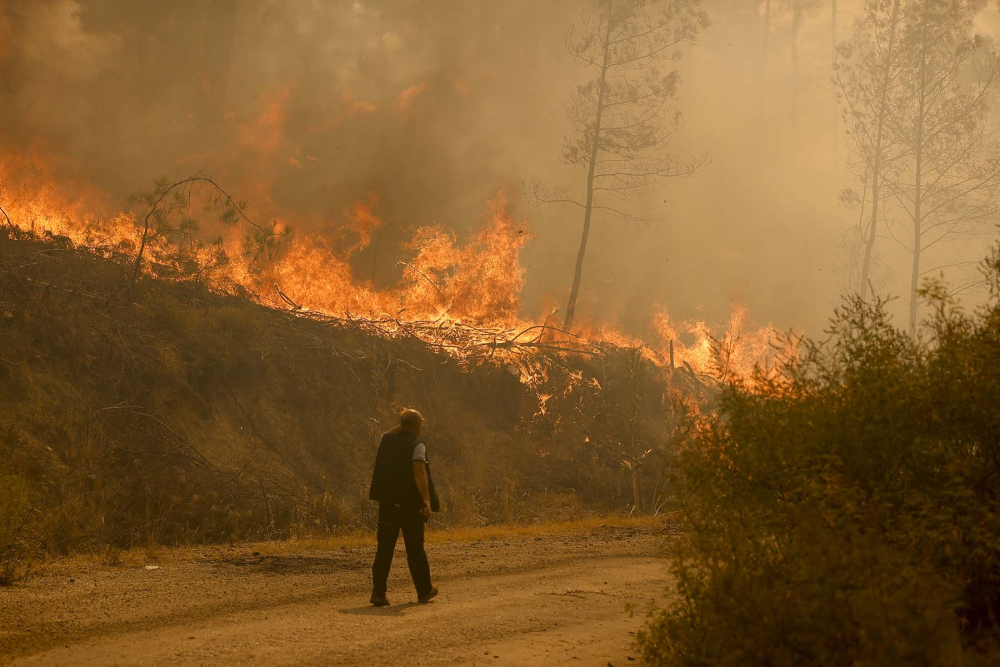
top-left (1, 0), bottom-right (998, 338)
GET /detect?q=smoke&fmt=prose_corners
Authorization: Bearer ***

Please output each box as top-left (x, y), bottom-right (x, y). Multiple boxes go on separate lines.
top-left (0, 1), bottom-right (574, 276)
top-left (1, 0), bottom-right (994, 337)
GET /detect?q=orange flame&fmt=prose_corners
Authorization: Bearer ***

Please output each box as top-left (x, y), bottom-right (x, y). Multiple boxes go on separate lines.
top-left (239, 191), bottom-right (529, 325)
top-left (0, 148), bottom-right (135, 248)
top-left (401, 194), bottom-right (530, 323)
top-left (653, 305), bottom-right (792, 383)
top-left (1, 145), bottom-right (793, 389)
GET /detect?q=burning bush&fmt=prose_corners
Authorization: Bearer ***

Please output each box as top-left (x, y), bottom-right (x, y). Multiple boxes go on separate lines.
top-left (639, 247), bottom-right (1000, 664)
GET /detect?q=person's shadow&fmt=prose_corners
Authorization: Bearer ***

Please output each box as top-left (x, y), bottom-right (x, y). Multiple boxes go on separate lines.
top-left (338, 602), bottom-right (422, 616)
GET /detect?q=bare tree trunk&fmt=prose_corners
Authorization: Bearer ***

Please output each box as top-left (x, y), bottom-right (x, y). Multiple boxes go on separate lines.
top-left (130, 217), bottom-right (154, 293)
top-left (370, 229), bottom-right (383, 285)
top-left (0, 204), bottom-right (18, 239)
top-left (831, 0), bottom-right (837, 54)
top-left (565, 11), bottom-right (612, 330)
top-left (859, 168), bottom-right (880, 299)
top-left (859, 0), bottom-right (901, 301)
top-left (910, 180), bottom-right (922, 335)
top-left (910, 33), bottom-right (928, 337)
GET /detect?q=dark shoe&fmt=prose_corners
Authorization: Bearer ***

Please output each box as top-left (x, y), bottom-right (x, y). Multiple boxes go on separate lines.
top-left (370, 592), bottom-right (390, 607)
top-left (418, 587), bottom-right (439, 603)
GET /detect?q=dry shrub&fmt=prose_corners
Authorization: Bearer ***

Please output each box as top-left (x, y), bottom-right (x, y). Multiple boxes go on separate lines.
top-left (0, 472), bottom-right (37, 585)
top-left (94, 543), bottom-right (123, 567)
top-left (442, 483), bottom-right (483, 527)
top-left (497, 474), bottom-right (523, 525)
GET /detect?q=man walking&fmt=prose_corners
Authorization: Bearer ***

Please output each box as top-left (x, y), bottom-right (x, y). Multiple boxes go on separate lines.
top-left (368, 408), bottom-right (438, 606)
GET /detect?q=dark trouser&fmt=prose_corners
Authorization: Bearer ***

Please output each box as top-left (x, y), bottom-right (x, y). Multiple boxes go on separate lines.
top-left (371, 502), bottom-right (432, 597)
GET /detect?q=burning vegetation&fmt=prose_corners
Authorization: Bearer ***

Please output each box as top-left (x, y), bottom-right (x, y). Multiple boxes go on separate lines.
top-left (0, 29), bottom-right (793, 579)
top-left (0, 146), bottom-right (774, 570)
top-left (0, 154), bottom-right (791, 388)
top-left (0, 219), bottom-right (709, 558)
top-left (0, 134), bottom-right (789, 591)
top-left (4, 1), bottom-right (1000, 664)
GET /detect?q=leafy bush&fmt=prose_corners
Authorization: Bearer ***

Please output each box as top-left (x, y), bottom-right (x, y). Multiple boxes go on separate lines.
top-left (640, 248), bottom-right (1000, 665)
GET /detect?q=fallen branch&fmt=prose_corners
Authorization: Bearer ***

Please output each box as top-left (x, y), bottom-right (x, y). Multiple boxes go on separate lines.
top-left (0, 203), bottom-right (17, 239)
top-left (274, 283), bottom-right (302, 310)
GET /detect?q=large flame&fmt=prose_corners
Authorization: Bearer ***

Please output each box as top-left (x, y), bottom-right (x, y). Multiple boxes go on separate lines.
top-left (653, 305), bottom-right (794, 383)
top-left (1, 144), bottom-right (791, 388)
top-left (0, 148), bottom-right (137, 249)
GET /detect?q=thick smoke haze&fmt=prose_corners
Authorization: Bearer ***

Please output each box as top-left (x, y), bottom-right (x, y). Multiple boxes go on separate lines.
top-left (2, 0), bottom-right (998, 337)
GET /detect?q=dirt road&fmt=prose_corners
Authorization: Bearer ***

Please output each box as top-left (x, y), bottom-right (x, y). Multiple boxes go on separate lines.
top-left (1, 523), bottom-right (672, 666)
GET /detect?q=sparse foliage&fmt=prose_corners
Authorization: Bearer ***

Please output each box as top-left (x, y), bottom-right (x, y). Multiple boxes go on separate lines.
top-left (884, 0), bottom-right (1000, 334)
top-left (836, 0), bottom-right (1000, 333)
top-left (530, 0), bottom-right (707, 329)
top-left (127, 174), bottom-right (286, 293)
top-left (834, 0), bottom-right (905, 301)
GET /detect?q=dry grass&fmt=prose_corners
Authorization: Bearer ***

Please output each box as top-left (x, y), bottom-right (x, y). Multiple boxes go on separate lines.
top-left (256, 515), bottom-right (664, 555)
top-left (431, 514), bottom-right (663, 543)
top-left (42, 516), bottom-right (664, 574)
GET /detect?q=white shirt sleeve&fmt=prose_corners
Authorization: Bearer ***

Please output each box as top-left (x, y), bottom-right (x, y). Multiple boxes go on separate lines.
top-left (412, 442), bottom-right (428, 463)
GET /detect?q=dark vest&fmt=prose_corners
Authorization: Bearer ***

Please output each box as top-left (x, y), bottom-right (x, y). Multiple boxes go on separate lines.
top-left (369, 428), bottom-right (423, 507)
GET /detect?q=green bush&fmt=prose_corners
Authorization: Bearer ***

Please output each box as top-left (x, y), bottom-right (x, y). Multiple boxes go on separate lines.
top-left (640, 248), bottom-right (1000, 665)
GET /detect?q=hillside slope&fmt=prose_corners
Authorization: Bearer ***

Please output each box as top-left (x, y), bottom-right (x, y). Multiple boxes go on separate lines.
top-left (0, 232), bottom-right (708, 552)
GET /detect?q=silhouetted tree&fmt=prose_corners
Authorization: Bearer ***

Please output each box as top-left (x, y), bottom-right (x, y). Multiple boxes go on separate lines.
top-left (531, 0), bottom-right (707, 330)
top-left (885, 0), bottom-right (1000, 334)
top-left (835, 0), bottom-right (905, 301)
